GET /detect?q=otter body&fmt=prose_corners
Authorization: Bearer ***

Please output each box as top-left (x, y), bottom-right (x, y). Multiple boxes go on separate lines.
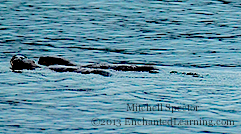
top-left (38, 56), bottom-right (76, 66)
top-left (10, 54), bottom-right (158, 76)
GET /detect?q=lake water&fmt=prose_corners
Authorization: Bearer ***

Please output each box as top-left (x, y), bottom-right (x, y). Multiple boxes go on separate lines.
top-left (0, 0), bottom-right (241, 133)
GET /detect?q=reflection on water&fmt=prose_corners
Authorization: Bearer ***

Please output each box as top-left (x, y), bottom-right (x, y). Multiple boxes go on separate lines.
top-left (1, 0), bottom-right (241, 133)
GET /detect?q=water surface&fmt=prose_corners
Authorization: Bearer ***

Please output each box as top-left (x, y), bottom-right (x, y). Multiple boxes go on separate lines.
top-left (0, 0), bottom-right (241, 133)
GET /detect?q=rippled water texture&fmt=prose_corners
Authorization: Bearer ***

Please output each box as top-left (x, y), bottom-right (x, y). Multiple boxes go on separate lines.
top-left (1, 0), bottom-right (241, 133)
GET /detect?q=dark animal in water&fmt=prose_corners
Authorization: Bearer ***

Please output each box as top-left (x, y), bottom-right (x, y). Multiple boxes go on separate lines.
top-left (10, 54), bottom-right (158, 76)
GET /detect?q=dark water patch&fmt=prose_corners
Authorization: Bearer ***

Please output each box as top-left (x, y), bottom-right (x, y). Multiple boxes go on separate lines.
top-left (133, 63), bottom-right (241, 68)
top-left (179, 33), bottom-right (241, 39)
top-left (44, 37), bottom-right (75, 41)
top-left (54, 88), bottom-right (95, 92)
top-left (170, 71), bottom-right (205, 78)
top-left (197, 20), bottom-right (214, 24)
top-left (64, 46), bottom-right (126, 53)
top-left (146, 20), bottom-right (164, 24)
top-left (0, 27), bottom-right (9, 30)
top-left (24, 127), bottom-right (52, 131)
top-left (153, 0), bottom-right (188, 2)
top-left (195, 12), bottom-right (214, 16)
top-left (68, 47), bottom-right (175, 55)
top-left (0, 39), bottom-right (19, 43)
top-left (86, 38), bottom-right (99, 41)
top-left (143, 32), bottom-right (241, 40)
top-left (172, 63), bottom-right (241, 68)
top-left (44, 78), bottom-right (69, 83)
top-left (0, 125), bottom-right (21, 128)
top-left (149, 48), bottom-right (175, 51)
top-left (0, 100), bottom-right (20, 106)
top-left (57, 127), bottom-right (97, 131)
top-left (90, 93), bottom-right (108, 97)
top-left (139, 29), bottom-right (155, 33)
top-left (216, 0), bottom-right (231, 4)
top-left (22, 42), bottom-right (43, 45)
top-left (215, 64), bottom-right (239, 67)
top-left (116, 76), bottom-right (159, 79)
top-left (24, 42), bottom-right (55, 47)
top-left (205, 50), bottom-right (217, 53)
top-left (21, 99), bottom-right (43, 103)
top-left (229, 48), bottom-right (240, 50)
top-left (199, 130), bottom-right (215, 133)
top-left (130, 92), bottom-right (158, 102)
top-left (199, 130), bottom-right (232, 134)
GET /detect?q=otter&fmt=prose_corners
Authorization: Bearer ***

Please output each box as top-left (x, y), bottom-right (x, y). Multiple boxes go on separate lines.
top-left (10, 54), bottom-right (158, 76)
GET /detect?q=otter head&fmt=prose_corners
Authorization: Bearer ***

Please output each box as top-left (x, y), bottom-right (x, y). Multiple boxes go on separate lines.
top-left (10, 54), bottom-right (40, 70)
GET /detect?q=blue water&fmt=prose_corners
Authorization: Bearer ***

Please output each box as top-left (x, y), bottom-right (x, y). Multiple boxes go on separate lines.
top-left (1, 0), bottom-right (241, 133)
